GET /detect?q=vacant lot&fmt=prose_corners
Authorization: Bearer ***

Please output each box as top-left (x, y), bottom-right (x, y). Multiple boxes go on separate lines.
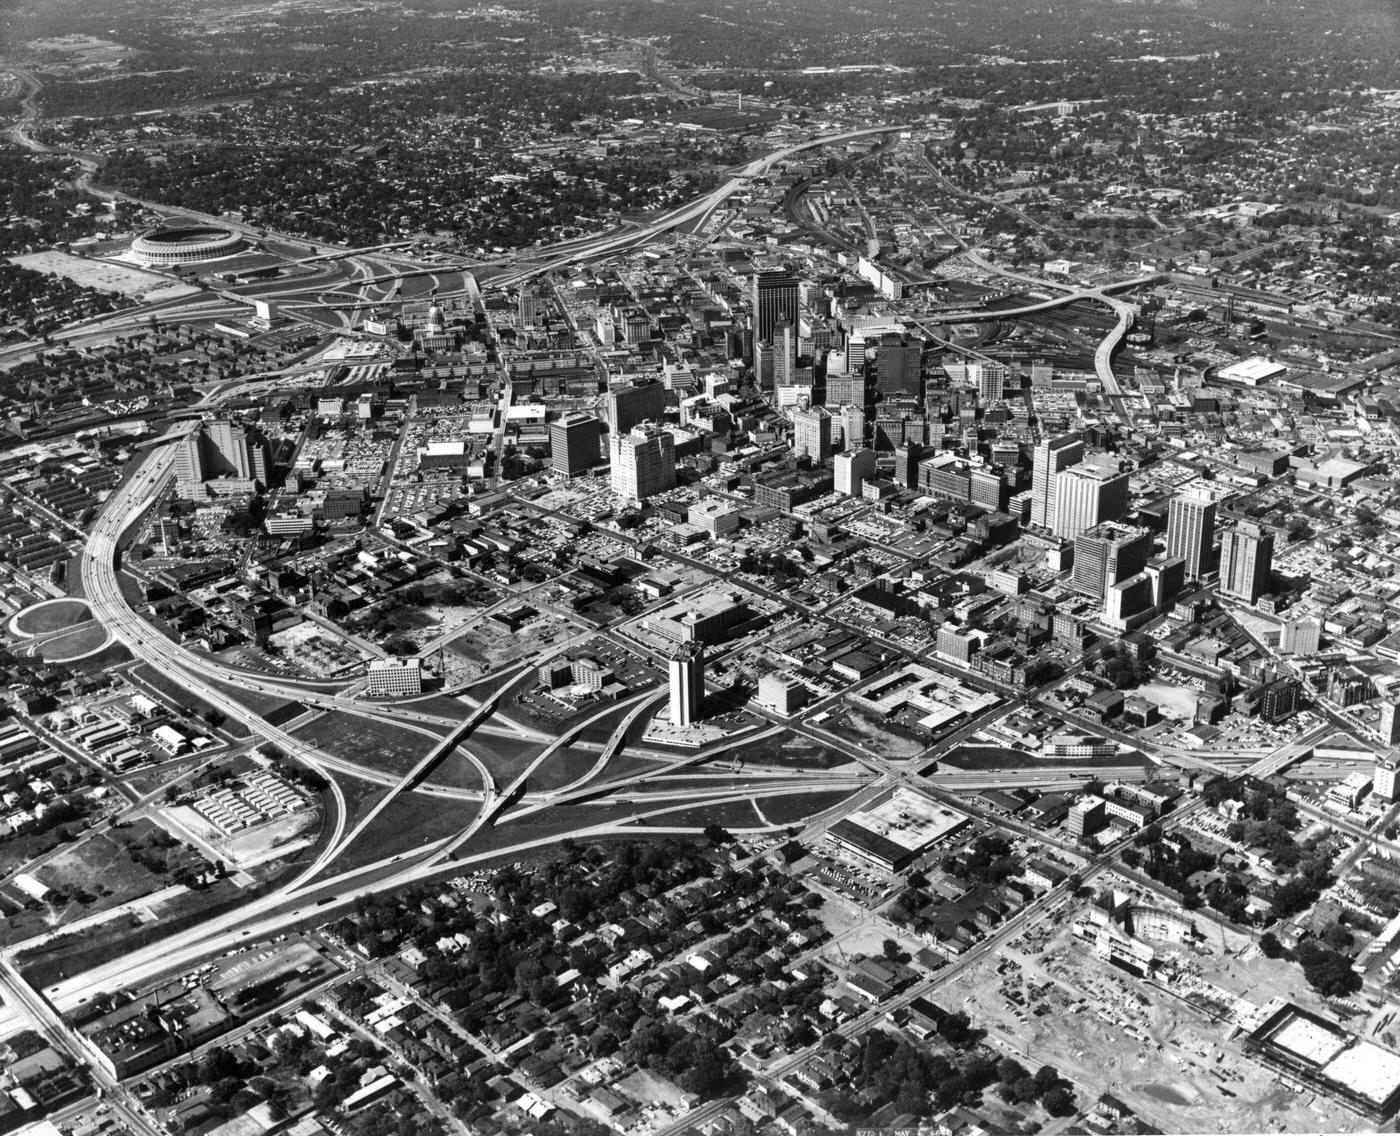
top-left (11, 250), bottom-right (202, 299)
top-left (0, 819), bottom-right (212, 944)
top-left (293, 713), bottom-right (438, 775)
top-left (824, 704), bottom-right (927, 759)
top-left (739, 729), bottom-right (854, 771)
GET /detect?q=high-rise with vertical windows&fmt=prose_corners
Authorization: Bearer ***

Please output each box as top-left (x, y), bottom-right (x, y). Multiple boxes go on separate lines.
top-left (668, 643), bottom-right (705, 727)
top-left (550, 413), bottom-right (601, 476)
top-left (1073, 523), bottom-right (1152, 601)
top-left (1053, 460), bottom-right (1129, 539)
top-left (608, 423), bottom-right (676, 501)
top-left (791, 405), bottom-right (832, 462)
top-left (1030, 433), bottom-right (1084, 530)
top-left (835, 449), bottom-right (877, 496)
top-left (1219, 523), bottom-right (1273, 604)
top-left (1167, 492), bottom-right (1216, 579)
top-left (751, 270), bottom-right (799, 344)
top-left (873, 333), bottom-right (923, 397)
top-left (604, 381), bottom-right (666, 435)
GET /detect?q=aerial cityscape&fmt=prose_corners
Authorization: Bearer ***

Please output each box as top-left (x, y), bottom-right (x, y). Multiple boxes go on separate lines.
top-left (5, 0), bottom-right (1400, 1133)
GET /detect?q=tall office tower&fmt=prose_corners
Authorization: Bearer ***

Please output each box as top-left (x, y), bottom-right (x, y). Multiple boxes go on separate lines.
top-left (668, 643), bottom-right (705, 728)
top-left (249, 438), bottom-right (270, 486)
top-left (874, 333), bottom-right (923, 397)
top-left (206, 418), bottom-right (253, 479)
top-left (1219, 522), bottom-right (1274, 604)
top-left (754, 341), bottom-right (776, 389)
top-left (1379, 696), bottom-right (1400, 747)
top-left (1030, 433), bottom-right (1085, 530)
top-left (1053, 460), bottom-right (1130, 539)
top-left (1280, 616), bottom-right (1321, 656)
top-left (840, 404), bottom-right (866, 450)
top-left (774, 318), bottom-right (797, 387)
top-left (845, 336), bottom-right (869, 374)
top-left (173, 429), bottom-right (208, 484)
top-left (621, 310), bottom-right (652, 344)
top-left (550, 413), bottom-right (601, 476)
top-left (604, 380), bottom-right (666, 435)
top-left (827, 371), bottom-right (865, 408)
top-left (834, 449), bottom-right (877, 496)
top-left (1376, 757), bottom-right (1400, 803)
top-left (1145, 554), bottom-right (1186, 609)
top-left (751, 270), bottom-right (799, 344)
top-left (969, 467), bottom-right (1007, 512)
top-left (894, 441), bottom-right (924, 488)
top-left (1072, 522), bottom-right (1152, 601)
top-left (974, 362), bottom-right (1006, 403)
top-left (1104, 573), bottom-right (1156, 631)
top-left (608, 423), bottom-right (676, 501)
top-left (791, 405), bottom-right (833, 462)
top-left (518, 287), bottom-right (545, 328)
top-left (1167, 492), bottom-right (1217, 579)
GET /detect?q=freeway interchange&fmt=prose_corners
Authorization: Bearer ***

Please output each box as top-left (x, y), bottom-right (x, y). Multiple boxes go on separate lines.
top-left (0, 107), bottom-right (1234, 1132)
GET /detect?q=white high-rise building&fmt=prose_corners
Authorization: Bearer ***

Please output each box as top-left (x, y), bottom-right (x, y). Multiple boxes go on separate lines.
top-left (668, 643), bottom-right (705, 727)
top-left (972, 362), bottom-right (1006, 402)
top-left (366, 657), bottom-right (423, 696)
top-left (1030, 434), bottom-right (1084, 530)
top-left (839, 405), bottom-right (866, 451)
top-left (1280, 616), bottom-right (1321, 656)
top-left (1053, 460), bottom-right (1129, 539)
top-left (1379, 696), bottom-right (1400, 747)
top-left (791, 405), bottom-right (832, 462)
top-left (834, 449), bottom-right (877, 496)
top-left (1376, 757), bottom-right (1400, 803)
top-left (1167, 492), bottom-right (1216, 579)
top-left (173, 430), bottom-right (207, 485)
top-left (608, 423), bottom-right (676, 501)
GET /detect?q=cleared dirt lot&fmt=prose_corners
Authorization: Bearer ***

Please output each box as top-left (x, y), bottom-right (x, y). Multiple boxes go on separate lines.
top-left (944, 904), bottom-right (1371, 1134)
top-left (10, 250), bottom-right (201, 299)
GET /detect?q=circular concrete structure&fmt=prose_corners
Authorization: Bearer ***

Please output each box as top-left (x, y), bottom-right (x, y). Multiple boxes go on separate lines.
top-left (131, 225), bottom-right (244, 267)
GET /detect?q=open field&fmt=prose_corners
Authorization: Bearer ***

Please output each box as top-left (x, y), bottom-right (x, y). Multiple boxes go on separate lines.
top-left (525, 745), bottom-right (606, 792)
top-left (293, 712), bottom-right (438, 775)
top-left (11, 598), bottom-right (91, 635)
top-left (423, 745), bottom-right (490, 791)
top-left (10, 250), bottom-right (202, 300)
top-left (467, 732), bottom-right (550, 783)
top-left (0, 824), bottom-right (207, 945)
top-left (15, 876), bottom-right (248, 990)
top-left (730, 729), bottom-right (851, 771)
top-left (822, 704), bottom-right (929, 758)
top-left (206, 677), bottom-right (305, 723)
top-left (38, 621), bottom-right (111, 661)
top-left (322, 792), bottom-right (476, 876)
top-left (751, 789), bottom-right (855, 827)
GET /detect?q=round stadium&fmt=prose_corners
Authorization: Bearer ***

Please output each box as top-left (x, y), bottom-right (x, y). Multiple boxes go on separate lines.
top-left (131, 224), bottom-right (245, 267)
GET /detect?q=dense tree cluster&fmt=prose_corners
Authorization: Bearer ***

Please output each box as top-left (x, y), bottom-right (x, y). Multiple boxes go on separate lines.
top-left (327, 842), bottom-right (836, 1101)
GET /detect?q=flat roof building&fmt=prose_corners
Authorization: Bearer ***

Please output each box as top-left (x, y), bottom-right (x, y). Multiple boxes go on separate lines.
top-left (366, 657), bottom-right (423, 696)
top-left (827, 787), bottom-right (970, 872)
